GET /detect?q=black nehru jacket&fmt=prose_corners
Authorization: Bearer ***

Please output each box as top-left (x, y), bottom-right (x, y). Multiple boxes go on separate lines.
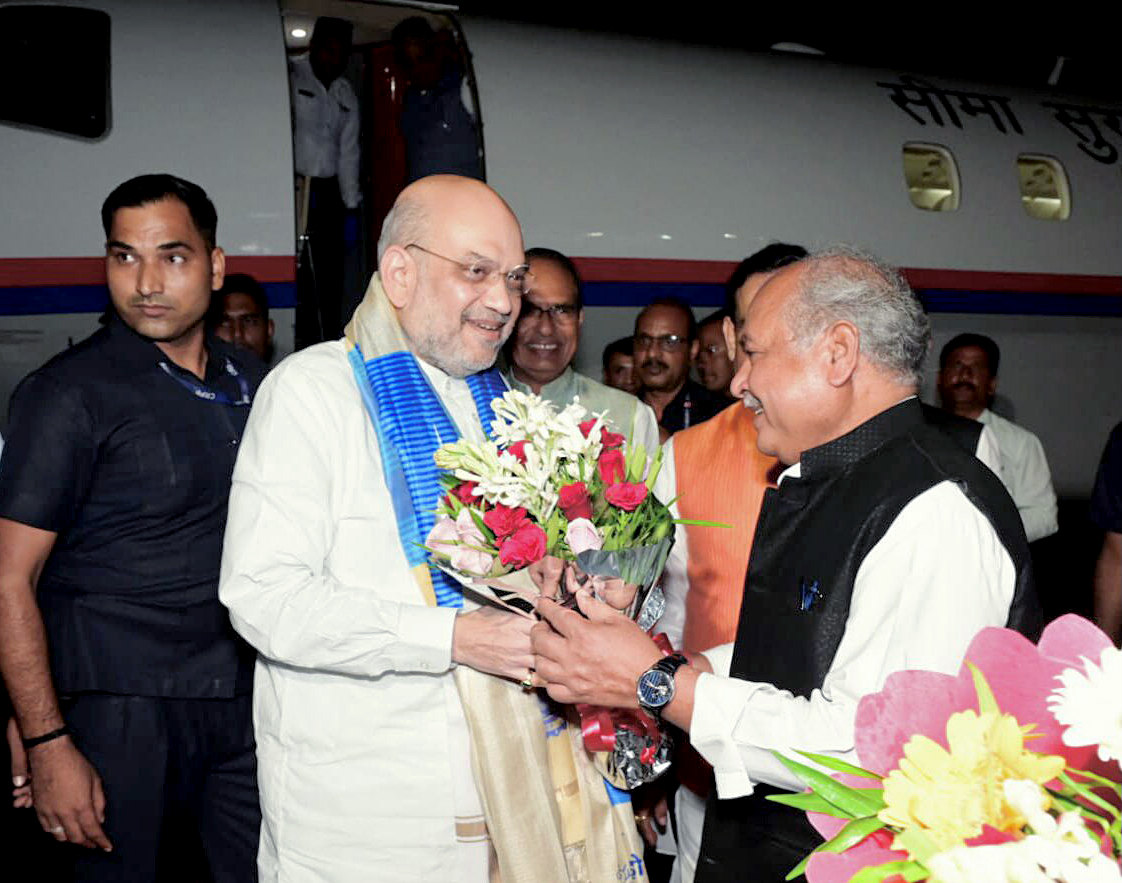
top-left (694, 397), bottom-right (1041, 883)
top-left (0, 316), bottom-right (265, 699)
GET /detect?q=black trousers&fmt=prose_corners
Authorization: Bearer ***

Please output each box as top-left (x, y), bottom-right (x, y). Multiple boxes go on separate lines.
top-left (694, 785), bottom-right (820, 883)
top-left (61, 694), bottom-right (260, 883)
top-left (297, 176), bottom-right (345, 346)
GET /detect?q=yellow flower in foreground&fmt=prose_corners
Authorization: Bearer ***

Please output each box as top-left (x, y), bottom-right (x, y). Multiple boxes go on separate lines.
top-left (879, 709), bottom-right (1066, 852)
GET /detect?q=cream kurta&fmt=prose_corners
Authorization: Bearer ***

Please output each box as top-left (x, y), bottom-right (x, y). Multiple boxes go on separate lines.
top-left (220, 341), bottom-right (489, 883)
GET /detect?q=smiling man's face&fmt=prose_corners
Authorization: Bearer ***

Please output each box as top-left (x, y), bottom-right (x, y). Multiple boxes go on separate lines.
top-left (508, 256), bottom-right (582, 392)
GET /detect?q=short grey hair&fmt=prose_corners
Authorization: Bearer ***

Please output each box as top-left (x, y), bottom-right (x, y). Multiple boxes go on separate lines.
top-left (376, 197), bottom-right (427, 264)
top-left (785, 246), bottom-right (930, 388)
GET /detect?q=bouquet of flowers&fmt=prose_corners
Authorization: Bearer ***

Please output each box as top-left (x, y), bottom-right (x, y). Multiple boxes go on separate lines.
top-left (425, 389), bottom-right (714, 786)
top-left (426, 389), bottom-right (682, 622)
top-left (775, 615), bottom-right (1121, 883)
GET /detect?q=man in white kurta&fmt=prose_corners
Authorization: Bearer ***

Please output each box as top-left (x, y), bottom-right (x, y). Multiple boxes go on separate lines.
top-left (220, 176), bottom-right (536, 882)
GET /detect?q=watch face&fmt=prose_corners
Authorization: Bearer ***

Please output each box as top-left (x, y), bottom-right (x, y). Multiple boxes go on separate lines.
top-left (637, 669), bottom-right (674, 709)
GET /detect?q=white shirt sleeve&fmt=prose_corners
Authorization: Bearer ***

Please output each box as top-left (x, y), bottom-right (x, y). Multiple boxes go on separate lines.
top-left (336, 80), bottom-right (362, 209)
top-left (219, 358), bottom-right (457, 678)
top-left (635, 401), bottom-right (661, 460)
top-left (975, 424), bottom-right (1003, 482)
top-left (653, 438), bottom-right (687, 649)
top-left (688, 480), bottom-right (1016, 797)
top-left (1008, 434), bottom-right (1058, 543)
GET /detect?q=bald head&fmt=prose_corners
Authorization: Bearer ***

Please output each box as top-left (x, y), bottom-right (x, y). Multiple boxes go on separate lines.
top-left (378, 175), bottom-right (519, 262)
top-left (377, 175), bottom-right (526, 377)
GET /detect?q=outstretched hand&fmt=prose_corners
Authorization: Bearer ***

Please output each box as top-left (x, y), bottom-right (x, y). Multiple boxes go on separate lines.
top-left (531, 591), bottom-right (662, 707)
top-left (452, 606), bottom-right (536, 684)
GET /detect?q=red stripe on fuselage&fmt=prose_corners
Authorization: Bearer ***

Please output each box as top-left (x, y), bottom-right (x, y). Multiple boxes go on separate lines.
top-left (571, 257), bottom-right (1122, 296)
top-left (0, 255), bottom-right (297, 286)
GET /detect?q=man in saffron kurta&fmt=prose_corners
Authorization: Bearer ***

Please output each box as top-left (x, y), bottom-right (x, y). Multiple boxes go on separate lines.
top-left (654, 245), bottom-right (804, 883)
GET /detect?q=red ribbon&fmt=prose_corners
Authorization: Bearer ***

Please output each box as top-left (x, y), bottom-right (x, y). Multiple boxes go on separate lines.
top-left (575, 632), bottom-right (675, 766)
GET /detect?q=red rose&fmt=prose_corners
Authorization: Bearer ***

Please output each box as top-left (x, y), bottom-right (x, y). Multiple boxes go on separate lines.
top-left (499, 521), bottom-right (547, 568)
top-left (598, 449), bottom-right (626, 485)
top-left (449, 481), bottom-right (478, 505)
top-left (483, 504), bottom-right (528, 538)
top-left (557, 482), bottom-right (593, 521)
top-left (605, 481), bottom-right (648, 511)
top-left (506, 440), bottom-right (530, 463)
top-left (600, 428), bottom-right (626, 449)
top-left (578, 419), bottom-right (598, 438)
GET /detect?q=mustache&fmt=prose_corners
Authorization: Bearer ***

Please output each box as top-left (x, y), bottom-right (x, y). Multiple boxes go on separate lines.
top-left (953, 380), bottom-right (977, 390)
top-left (741, 391), bottom-right (762, 411)
top-left (641, 358), bottom-right (668, 372)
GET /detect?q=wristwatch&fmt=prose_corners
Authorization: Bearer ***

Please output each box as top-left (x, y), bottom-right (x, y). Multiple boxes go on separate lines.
top-left (636, 653), bottom-right (689, 720)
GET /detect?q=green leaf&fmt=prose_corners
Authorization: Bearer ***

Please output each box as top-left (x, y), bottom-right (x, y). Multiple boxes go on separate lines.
top-left (892, 828), bottom-right (940, 864)
top-left (467, 508), bottom-right (495, 543)
top-left (796, 751), bottom-right (884, 782)
top-left (773, 752), bottom-right (883, 817)
top-left (783, 853), bottom-right (811, 881)
top-left (672, 517), bottom-right (734, 528)
top-left (848, 859), bottom-right (928, 883)
top-left (766, 791), bottom-right (856, 817)
top-left (1057, 772), bottom-right (1122, 821)
top-left (967, 662), bottom-right (998, 715)
top-left (817, 815), bottom-right (886, 854)
top-left (1065, 766), bottom-right (1122, 791)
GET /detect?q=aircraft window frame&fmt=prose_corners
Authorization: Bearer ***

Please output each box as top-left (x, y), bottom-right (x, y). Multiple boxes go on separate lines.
top-left (1016, 154), bottom-right (1071, 221)
top-left (0, 4), bottom-right (111, 140)
top-left (901, 143), bottom-right (960, 212)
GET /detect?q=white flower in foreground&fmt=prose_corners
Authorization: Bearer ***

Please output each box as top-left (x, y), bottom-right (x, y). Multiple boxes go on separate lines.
top-left (1048, 644), bottom-right (1122, 766)
top-left (928, 810), bottom-right (1122, 883)
top-left (1003, 779), bottom-right (1056, 836)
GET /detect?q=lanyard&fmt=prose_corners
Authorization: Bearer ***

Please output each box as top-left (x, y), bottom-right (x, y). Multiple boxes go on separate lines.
top-left (158, 358), bottom-right (251, 406)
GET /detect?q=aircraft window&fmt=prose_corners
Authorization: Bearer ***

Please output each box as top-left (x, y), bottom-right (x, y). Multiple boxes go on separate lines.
top-left (0, 5), bottom-right (110, 139)
top-left (902, 143), bottom-right (960, 212)
top-left (1017, 154), bottom-right (1071, 221)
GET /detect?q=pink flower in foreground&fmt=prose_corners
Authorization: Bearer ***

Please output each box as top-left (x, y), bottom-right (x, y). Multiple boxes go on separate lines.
top-left (425, 510), bottom-right (493, 576)
top-left (565, 518), bottom-right (603, 555)
top-left (804, 615), bottom-right (1117, 883)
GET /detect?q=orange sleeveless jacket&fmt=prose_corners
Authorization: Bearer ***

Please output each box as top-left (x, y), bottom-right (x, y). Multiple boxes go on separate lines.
top-left (673, 403), bottom-right (777, 655)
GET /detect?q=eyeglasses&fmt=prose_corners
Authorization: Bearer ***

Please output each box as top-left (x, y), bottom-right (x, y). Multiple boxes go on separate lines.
top-left (699, 343), bottom-right (728, 356)
top-left (634, 333), bottom-right (689, 352)
top-left (520, 300), bottom-right (580, 324)
top-left (406, 244), bottom-right (530, 296)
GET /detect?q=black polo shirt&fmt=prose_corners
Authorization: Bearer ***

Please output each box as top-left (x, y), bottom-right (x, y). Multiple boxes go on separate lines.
top-left (0, 316), bottom-right (265, 698)
top-left (658, 379), bottom-right (727, 435)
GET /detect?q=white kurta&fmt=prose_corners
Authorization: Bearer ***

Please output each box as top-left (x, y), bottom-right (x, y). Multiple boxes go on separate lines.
top-left (220, 342), bottom-right (489, 883)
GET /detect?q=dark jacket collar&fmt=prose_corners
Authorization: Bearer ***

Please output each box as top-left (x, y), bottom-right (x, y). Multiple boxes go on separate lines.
top-left (800, 396), bottom-right (923, 481)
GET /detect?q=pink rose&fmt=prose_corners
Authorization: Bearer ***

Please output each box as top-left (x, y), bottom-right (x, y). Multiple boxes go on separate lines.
top-left (499, 521), bottom-right (548, 568)
top-left (605, 481), bottom-right (648, 511)
top-left (505, 440), bottom-right (529, 464)
top-left (483, 504), bottom-right (528, 539)
top-left (598, 449), bottom-right (626, 485)
top-left (565, 518), bottom-right (603, 555)
top-left (449, 509), bottom-right (493, 575)
top-left (578, 418), bottom-right (598, 438)
top-left (425, 515), bottom-right (460, 557)
top-left (426, 511), bottom-right (493, 576)
top-left (600, 428), bottom-right (626, 449)
top-left (558, 482), bottom-right (594, 521)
